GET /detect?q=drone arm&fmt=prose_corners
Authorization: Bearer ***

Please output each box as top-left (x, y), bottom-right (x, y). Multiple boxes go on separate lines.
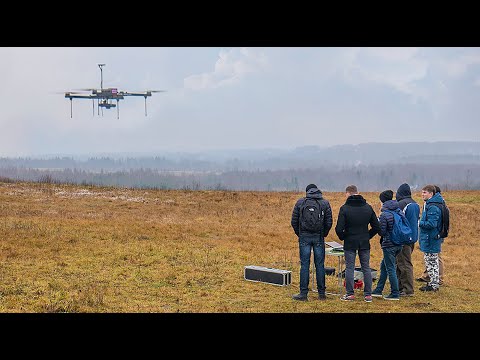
top-left (121, 91), bottom-right (152, 97)
top-left (65, 94), bottom-right (98, 99)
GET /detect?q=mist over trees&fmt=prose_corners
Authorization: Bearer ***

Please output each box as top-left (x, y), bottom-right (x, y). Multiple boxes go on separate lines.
top-left (1, 141), bottom-right (480, 191)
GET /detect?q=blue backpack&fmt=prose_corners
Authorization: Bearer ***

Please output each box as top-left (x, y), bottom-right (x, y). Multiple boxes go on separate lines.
top-left (385, 209), bottom-right (414, 245)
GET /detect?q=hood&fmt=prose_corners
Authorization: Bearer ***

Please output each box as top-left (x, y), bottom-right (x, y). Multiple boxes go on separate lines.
top-left (427, 192), bottom-right (444, 205)
top-left (381, 199), bottom-right (400, 211)
top-left (306, 187), bottom-right (323, 200)
top-left (396, 183), bottom-right (412, 201)
top-left (345, 194), bottom-right (366, 206)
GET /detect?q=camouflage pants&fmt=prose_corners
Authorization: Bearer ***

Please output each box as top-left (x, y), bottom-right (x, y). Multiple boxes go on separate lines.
top-left (423, 253), bottom-right (440, 290)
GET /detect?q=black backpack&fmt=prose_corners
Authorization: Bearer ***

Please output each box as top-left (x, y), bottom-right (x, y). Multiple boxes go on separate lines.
top-left (300, 198), bottom-right (325, 234)
top-left (428, 202), bottom-right (450, 239)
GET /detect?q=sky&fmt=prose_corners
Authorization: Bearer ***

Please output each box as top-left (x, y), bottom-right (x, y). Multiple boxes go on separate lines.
top-left (0, 47), bottom-right (479, 157)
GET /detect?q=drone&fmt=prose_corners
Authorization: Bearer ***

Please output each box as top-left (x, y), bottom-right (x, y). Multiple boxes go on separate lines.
top-left (64, 64), bottom-right (164, 119)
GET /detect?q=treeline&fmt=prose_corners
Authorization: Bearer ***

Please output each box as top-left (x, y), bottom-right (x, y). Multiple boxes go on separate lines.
top-left (1, 163), bottom-right (479, 191)
top-left (0, 156), bottom-right (221, 172)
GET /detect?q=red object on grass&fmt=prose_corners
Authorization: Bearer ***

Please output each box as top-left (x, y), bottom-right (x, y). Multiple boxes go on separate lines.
top-left (343, 279), bottom-right (364, 289)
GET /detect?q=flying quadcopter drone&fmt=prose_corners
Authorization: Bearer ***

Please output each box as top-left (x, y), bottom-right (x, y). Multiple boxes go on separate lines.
top-left (64, 64), bottom-right (164, 119)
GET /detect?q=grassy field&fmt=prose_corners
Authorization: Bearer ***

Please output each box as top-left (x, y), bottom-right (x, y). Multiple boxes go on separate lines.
top-left (1, 180), bottom-right (479, 313)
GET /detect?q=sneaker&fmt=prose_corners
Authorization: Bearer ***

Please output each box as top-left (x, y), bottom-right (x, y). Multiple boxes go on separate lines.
top-left (383, 294), bottom-right (400, 301)
top-left (416, 277), bottom-right (428, 283)
top-left (364, 295), bottom-right (373, 303)
top-left (318, 294), bottom-right (327, 300)
top-left (419, 285), bottom-right (438, 292)
top-left (340, 294), bottom-right (355, 301)
top-left (292, 293), bottom-right (308, 301)
top-left (371, 292), bottom-right (383, 298)
top-left (399, 291), bottom-right (414, 297)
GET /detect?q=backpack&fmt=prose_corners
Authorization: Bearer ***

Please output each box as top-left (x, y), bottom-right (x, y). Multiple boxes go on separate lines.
top-left (385, 209), bottom-right (414, 245)
top-left (428, 202), bottom-right (450, 239)
top-left (300, 198), bottom-right (325, 234)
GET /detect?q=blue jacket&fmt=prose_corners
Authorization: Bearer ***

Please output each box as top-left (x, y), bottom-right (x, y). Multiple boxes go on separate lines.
top-left (419, 192), bottom-right (444, 253)
top-left (396, 183), bottom-right (420, 243)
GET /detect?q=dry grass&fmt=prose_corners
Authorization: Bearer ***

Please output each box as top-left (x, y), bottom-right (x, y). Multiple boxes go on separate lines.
top-left (1, 181), bottom-right (479, 313)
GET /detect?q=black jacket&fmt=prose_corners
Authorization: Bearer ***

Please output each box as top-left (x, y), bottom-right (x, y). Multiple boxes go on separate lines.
top-left (335, 194), bottom-right (380, 250)
top-left (291, 188), bottom-right (333, 238)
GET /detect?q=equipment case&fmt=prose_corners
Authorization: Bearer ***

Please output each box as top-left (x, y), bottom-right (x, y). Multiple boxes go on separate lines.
top-left (244, 265), bottom-right (292, 286)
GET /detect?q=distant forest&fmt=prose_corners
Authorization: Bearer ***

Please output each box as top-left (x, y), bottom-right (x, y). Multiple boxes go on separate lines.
top-left (1, 142), bottom-right (480, 191)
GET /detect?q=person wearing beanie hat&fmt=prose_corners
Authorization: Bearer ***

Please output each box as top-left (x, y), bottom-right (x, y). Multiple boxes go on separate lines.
top-left (291, 183), bottom-right (333, 301)
top-left (371, 190), bottom-right (403, 300)
top-left (335, 185), bottom-right (380, 302)
top-left (379, 190), bottom-right (393, 203)
top-left (305, 184), bottom-right (317, 192)
top-left (396, 183), bottom-right (420, 297)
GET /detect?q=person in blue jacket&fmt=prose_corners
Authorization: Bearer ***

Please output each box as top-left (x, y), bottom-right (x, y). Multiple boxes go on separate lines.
top-left (418, 184), bottom-right (444, 292)
top-left (395, 183), bottom-right (420, 296)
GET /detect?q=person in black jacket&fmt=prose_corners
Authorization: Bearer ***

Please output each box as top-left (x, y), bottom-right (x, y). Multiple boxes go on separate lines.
top-left (335, 185), bottom-right (380, 302)
top-left (291, 184), bottom-right (333, 301)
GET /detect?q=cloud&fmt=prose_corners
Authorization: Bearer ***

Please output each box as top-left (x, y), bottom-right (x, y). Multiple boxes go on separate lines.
top-left (183, 47), bottom-right (268, 90)
top-left (343, 47), bottom-right (428, 98)
top-left (437, 52), bottom-right (480, 78)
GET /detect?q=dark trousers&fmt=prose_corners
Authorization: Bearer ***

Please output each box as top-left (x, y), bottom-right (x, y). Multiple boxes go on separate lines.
top-left (396, 243), bottom-right (415, 294)
top-left (344, 248), bottom-right (372, 296)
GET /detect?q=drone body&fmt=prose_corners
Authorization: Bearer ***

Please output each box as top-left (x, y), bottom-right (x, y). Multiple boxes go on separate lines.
top-left (64, 64), bottom-right (164, 118)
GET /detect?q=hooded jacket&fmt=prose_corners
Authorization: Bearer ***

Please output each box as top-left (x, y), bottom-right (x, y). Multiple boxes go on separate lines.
top-left (335, 194), bottom-right (380, 250)
top-left (291, 187), bottom-right (333, 237)
top-left (419, 192), bottom-right (444, 253)
top-left (396, 183), bottom-right (420, 243)
top-left (378, 199), bottom-right (403, 248)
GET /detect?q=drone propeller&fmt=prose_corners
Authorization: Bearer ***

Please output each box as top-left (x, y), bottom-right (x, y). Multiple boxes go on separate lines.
top-left (65, 90), bottom-right (90, 94)
top-left (123, 89), bottom-right (166, 93)
top-left (72, 88), bottom-right (98, 92)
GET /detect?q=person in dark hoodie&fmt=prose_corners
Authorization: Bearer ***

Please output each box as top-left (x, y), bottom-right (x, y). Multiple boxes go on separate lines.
top-left (395, 183), bottom-right (420, 296)
top-left (371, 190), bottom-right (404, 300)
top-left (291, 184), bottom-right (333, 301)
top-left (335, 185), bottom-right (380, 302)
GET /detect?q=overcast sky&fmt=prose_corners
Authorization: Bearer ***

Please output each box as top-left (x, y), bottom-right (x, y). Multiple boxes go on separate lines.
top-left (0, 47), bottom-right (479, 157)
